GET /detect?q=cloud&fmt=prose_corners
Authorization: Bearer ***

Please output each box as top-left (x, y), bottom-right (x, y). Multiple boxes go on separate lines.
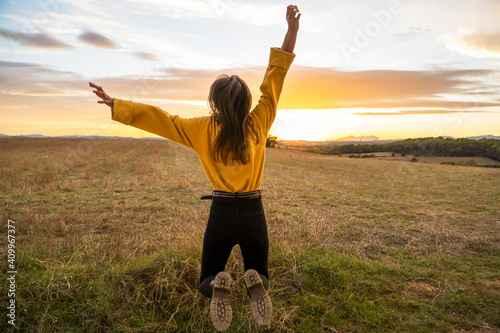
top-left (353, 109), bottom-right (495, 116)
top-left (0, 28), bottom-right (73, 50)
top-left (279, 66), bottom-right (498, 110)
top-left (341, 100), bottom-right (500, 109)
top-left (1, 60), bottom-right (498, 118)
top-left (392, 27), bottom-right (432, 41)
top-left (457, 33), bottom-right (500, 54)
top-left (78, 31), bottom-right (120, 49)
top-left (122, 0), bottom-right (283, 27)
top-left (2, 104), bottom-right (28, 109)
top-left (81, 66), bottom-right (500, 118)
top-left (441, 32), bottom-right (500, 58)
top-left (57, 0), bottom-right (284, 28)
top-left (0, 14), bottom-right (81, 35)
top-left (0, 60), bottom-right (84, 97)
top-left (392, 31), bottom-right (420, 41)
top-left (132, 52), bottom-right (159, 61)
top-left (0, 60), bottom-right (40, 68)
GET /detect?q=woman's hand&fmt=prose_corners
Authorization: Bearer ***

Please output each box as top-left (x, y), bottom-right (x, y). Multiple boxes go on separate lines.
top-left (89, 82), bottom-right (113, 108)
top-left (286, 5), bottom-right (300, 34)
top-left (281, 5), bottom-right (300, 53)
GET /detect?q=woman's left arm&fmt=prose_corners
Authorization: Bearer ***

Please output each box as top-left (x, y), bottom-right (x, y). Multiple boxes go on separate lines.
top-left (89, 82), bottom-right (198, 149)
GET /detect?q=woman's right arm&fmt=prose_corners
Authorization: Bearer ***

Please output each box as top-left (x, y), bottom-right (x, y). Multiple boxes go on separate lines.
top-left (281, 5), bottom-right (301, 53)
top-left (250, 5), bottom-right (300, 134)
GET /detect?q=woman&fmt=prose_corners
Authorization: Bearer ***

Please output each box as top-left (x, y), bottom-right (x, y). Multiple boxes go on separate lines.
top-left (90, 5), bottom-right (300, 331)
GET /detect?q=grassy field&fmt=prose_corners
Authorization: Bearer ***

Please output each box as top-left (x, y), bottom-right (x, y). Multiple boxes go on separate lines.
top-left (1, 138), bottom-right (499, 332)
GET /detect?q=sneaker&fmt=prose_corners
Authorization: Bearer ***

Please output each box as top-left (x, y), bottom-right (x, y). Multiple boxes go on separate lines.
top-left (210, 271), bottom-right (233, 331)
top-left (244, 269), bottom-right (272, 326)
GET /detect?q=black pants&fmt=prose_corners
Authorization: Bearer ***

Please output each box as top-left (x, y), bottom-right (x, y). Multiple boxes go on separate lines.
top-left (198, 193), bottom-right (269, 298)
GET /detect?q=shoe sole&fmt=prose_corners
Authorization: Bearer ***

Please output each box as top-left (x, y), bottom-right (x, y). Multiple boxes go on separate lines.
top-left (244, 269), bottom-right (272, 326)
top-left (210, 271), bottom-right (233, 332)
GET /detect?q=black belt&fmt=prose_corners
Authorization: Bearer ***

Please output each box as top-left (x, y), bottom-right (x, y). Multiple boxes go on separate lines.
top-left (200, 190), bottom-right (261, 200)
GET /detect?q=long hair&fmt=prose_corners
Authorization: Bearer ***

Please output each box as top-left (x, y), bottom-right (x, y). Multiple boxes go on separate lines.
top-left (208, 74), bottom-right (260, 165)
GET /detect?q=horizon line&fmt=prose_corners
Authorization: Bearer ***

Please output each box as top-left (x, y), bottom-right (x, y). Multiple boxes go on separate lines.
top-left (2, 133), bottom-right (499, 143)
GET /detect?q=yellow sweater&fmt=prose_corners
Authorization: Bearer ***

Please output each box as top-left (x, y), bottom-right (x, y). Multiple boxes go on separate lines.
top-left (112, 47), bottom-right (295, 193)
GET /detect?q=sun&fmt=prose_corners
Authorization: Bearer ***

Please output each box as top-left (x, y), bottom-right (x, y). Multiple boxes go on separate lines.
top-left (270, 109), bottom-right (356, 141)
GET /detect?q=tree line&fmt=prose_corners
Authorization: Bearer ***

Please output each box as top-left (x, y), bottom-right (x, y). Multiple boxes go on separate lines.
top-left (322, 137), bottom-right (500, 162)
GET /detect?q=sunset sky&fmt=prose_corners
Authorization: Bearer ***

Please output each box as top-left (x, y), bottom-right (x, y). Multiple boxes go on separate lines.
top-left (1, 0), bottom-right (500, 141)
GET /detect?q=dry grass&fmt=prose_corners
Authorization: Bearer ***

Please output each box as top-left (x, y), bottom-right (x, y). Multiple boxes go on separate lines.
top-left (0, 138), bottom-right (499, 332)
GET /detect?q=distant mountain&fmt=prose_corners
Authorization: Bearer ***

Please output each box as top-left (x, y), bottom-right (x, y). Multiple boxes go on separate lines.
top-left (334, 135), bottom-right (380, 142)
top-left (57, 135), bottom-right (137, 140)
top-left (8, 134), bottom-right (49, 138)
top-left (0, 133), bottom-right (50, 138)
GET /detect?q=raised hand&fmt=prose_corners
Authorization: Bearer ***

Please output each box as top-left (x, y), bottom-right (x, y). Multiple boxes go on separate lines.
top-left (281, 5), bottom-right (300, 53)
top-left (286, 5), bottom-right (300, 33)
top-left (89, 82), bottom-right (113, 108)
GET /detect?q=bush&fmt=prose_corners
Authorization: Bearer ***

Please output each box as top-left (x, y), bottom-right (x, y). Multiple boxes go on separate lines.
top-left (321, 137), bottom-right (500, 161)
top-left (441, 161), bottom-right (456, 165)
top-left (266, 135), bottom-right (278, 148)
top-left (410, 157), bottom-right (418, 162)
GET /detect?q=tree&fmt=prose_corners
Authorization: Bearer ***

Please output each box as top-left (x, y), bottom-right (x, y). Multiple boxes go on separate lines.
top-left (266, 135), bottom-right (278, 148)
top-left (320, 137), bottom-right (500, 161)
